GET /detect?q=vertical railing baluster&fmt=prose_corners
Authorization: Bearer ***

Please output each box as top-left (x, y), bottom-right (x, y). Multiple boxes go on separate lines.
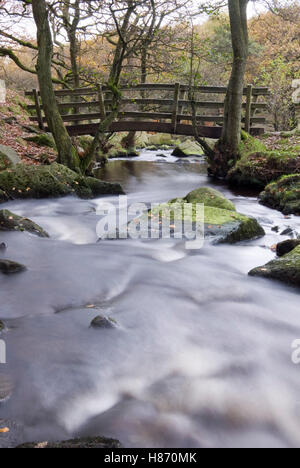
top-left (171, 82), bottom-right (180, 133)
top-left (33, 89), bottom-right (44, 130)
top-left (245, 84), bottom-right (253, 133)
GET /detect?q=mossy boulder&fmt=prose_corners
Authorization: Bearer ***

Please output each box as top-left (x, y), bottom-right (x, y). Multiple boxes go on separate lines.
top-left (259, 174), bottom-right (300, 215)
top-left (16, 436), bottom-right (122, 449)
top-left (148, 133), bottom-right (174, 147)
top-left (184, 187), bottom-right (236, 211)
top-left (249, 245), bottom-right (300, 287)
top-left (276, 239), bottom-right (300, 257)
top-left (172, 140), bottom-right (204, 157)
top-left (23, 133), bottom-right (56, 149)
top-left (0, 145), bottom-right (21, 171)
top-left (0, 210), bottom-right (49, 237)
top-left (227, 134), bottom-right (300, 189)
top-left (0, 259), bottom-right (27, 275)
top-left (120, 187), bottom-right (264, 244)
top-left (0, 163), bottom-right (124, 202)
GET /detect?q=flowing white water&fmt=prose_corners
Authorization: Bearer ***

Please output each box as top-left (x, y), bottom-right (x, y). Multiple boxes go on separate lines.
top-left (1, 151), bottom-right (300, 448)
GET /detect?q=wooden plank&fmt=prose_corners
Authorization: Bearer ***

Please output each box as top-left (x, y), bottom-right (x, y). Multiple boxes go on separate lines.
top-left (32, 89), bottom-right (44, 130)
top-left (43, 120), bottom-right (265, 138)
top-left (30, 112), bottom-right (266, 124)
top-left (245, 84), bottom-right (253, 133)
top-left (25, 85), bottom-right (269, 98)
top-left (59, 121), bottom-right (222, 138)
top-left (171, 83), bottom-right (180, 132)
top-left (27, 98), bottom-right (268, 112)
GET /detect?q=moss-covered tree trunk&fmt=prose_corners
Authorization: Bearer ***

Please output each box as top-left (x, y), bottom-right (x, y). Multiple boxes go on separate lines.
top-left (211, 0), bottom-right (249, 178)
top-left (32, 0), bottom-right (79, 172)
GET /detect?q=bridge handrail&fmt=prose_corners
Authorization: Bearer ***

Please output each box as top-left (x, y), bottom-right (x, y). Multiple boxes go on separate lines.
top-left (25, 83), bottom-right (270, 98)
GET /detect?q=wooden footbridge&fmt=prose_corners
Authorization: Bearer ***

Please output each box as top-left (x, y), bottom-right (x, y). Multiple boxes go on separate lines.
top-left (26, 83), bottom-right (269, 138)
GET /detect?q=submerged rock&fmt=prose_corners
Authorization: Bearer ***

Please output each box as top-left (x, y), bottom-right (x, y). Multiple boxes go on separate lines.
top-left (259, 174), bottom-right (300, 215)
top-left (249, 245), bottom-right (300, 287)
top-left (90, 315), bottom-right (117, 329)
top-left (276, 239), bottom-right (300, 257)
top-left (0, 210), bottom-right (49, 238)
top-left (0, 144), bottom-right (21, 171)
top-left (0, 259), bottom-right (27, 275)
top-left (0, 163), bottom-right (124, 202)
top-left (0, 243), bottom-right (6, 251)
top-left (16, 436), bottom-right (122, 449)
top-left (172, 140), bottom-right (204, 157)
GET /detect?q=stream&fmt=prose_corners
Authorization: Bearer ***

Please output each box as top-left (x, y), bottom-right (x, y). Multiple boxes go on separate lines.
top-left (1, 149), bottom-right (300, 448)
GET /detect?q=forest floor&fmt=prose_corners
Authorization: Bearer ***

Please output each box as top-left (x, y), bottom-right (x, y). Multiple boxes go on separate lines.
top-left (0, 89), bottom-right (56, 166)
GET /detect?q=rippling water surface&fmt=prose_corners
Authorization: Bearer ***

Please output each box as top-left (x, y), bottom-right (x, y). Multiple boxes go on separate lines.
top-left (1, 150), bottom-right (300, 448)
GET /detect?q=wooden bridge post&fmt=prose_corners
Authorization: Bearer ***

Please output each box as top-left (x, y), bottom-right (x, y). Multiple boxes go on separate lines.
top-left (97, 84), bottom-right (106, 121)
top-left (32, 89), bottom-right (44, 130)
top-left (245, 84), bottom-right (253, 133)
top-left (178, 88), bottom-right (187, 124)
top-left (171, 82), bottom-right (181, 133)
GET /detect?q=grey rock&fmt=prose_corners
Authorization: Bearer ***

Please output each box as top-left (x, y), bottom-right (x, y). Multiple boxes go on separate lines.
top-left (16, 436), bottom-right (122, 449)
top-left (281, 227), bottom-right (294, 236)
top-left (0, 259), bottom-right (27, 275)
top-left (276, 239), bottom-right (300, 257)
top-left (90, 315), bottom-right (117, 329)
top-left (0, 144), bottom-right (21, 170)
top-left (0, 210), bottom-right (49, 238)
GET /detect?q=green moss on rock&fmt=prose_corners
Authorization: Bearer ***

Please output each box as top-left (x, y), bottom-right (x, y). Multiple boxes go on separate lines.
top-left (259, 174), bottom-right (300, 215)
top-left (0, 163), bottom-right (124, 201)
top-left (227, 134), bottom-right (300, 188)
top-left (0, 209), bottom-right (49, 237)
top-left (249, 245), bottom-right (300, 287)
top-left (24, 133), bottom-right (56, 149)
top-left (0, 144), bottom-right (21, 171)
top-left (130, 187), bottom-right (264, 244)
top-left (184, 187), bottom-right (236, 211)
top-left (172, 140), bottom-right (204, 157)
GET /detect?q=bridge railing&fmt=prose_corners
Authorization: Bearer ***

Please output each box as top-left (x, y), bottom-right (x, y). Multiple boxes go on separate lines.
top-left (25, 83), bottom-right (269, 138)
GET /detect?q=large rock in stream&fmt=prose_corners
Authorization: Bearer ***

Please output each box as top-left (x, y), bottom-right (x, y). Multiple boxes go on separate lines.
top-left (0, 209), bottom-right (49, 237)
top-left (0, 259), bottom-right (27, 274)
top-left (249, 245), bottom-right (300, 288)
top-left (0, 163), bottom-right (124, 202)
top-left (114, 187), bottom-right (264, 244)
top-left (172, 140), bottom-right (204, 157)
top-left (259, 174), bottom-right (300, 215)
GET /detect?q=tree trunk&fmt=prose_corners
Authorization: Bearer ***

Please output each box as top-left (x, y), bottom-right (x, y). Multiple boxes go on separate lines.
top-left (32, 0), bottom-right (79, 172)
top-left (211, 0), bottom-right (249, 178)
